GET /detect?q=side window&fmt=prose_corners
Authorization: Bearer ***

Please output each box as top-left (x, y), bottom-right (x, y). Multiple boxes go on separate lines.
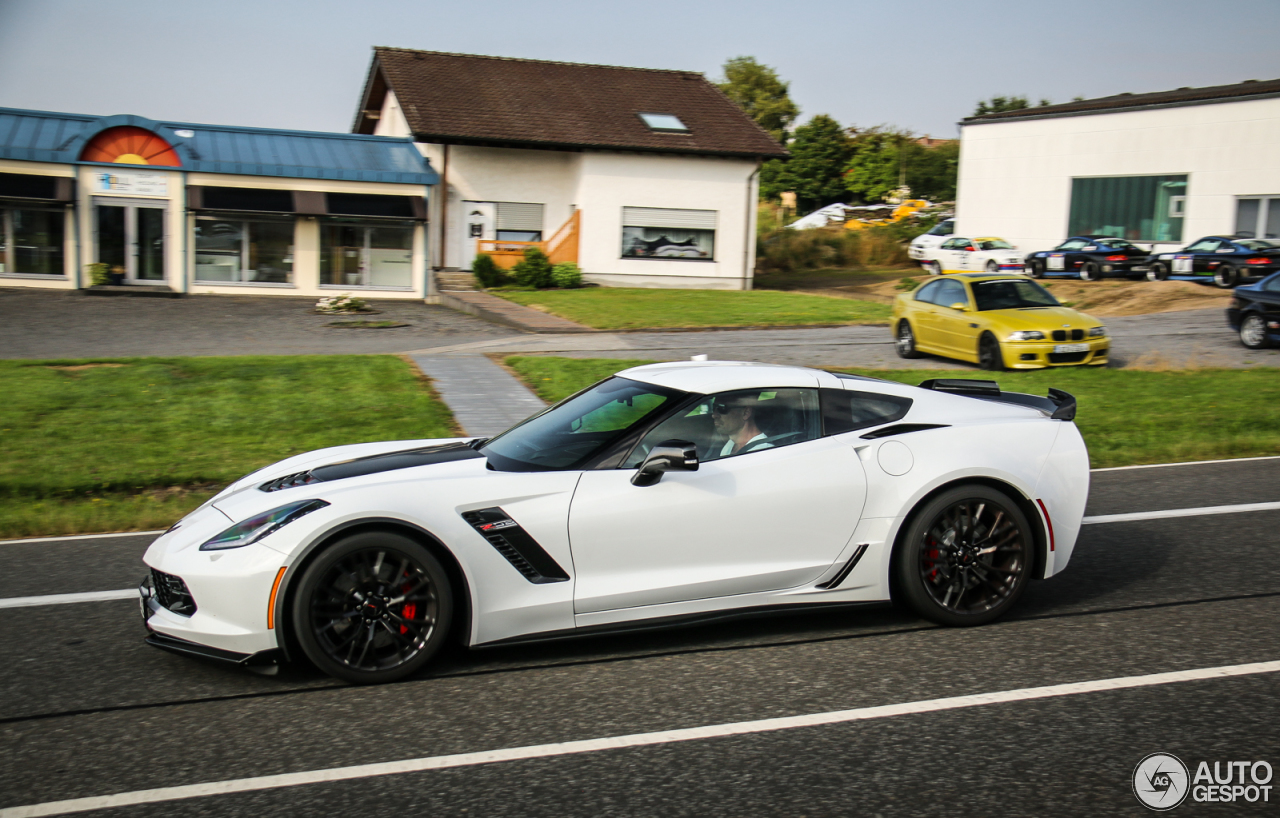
top-left (820, 389), bottom-right (912, 436)
top-left (623, 388), bottom-right (821, 467)
top-left (1186, 239), bottom-right (1220, 253)
top-left (940, 238), bottom-right (958, 250)
top-left (915, 279), bottom-right (944, 304)
top-left (935, 279), bottom-right (968, 308)
top-left (1059, 239), bottom-right (1087, 250)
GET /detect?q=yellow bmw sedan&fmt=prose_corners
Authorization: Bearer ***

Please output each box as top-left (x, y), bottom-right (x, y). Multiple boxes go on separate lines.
top-left (892, 274), bottom-right (1109, 370)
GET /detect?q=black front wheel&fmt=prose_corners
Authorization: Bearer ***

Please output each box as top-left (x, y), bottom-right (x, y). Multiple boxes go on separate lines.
top-left (1239, 313), bottom-right (1271, 350)
top-left (1029, 259), bottom-right (1046, 279)
top-left (1147, 262), bottom-right (1169, 281)
top-left (896, 321), bottom-right (921, 359)
top-left (293, 531), bottom-right (453, 684)
top-left (1079, 262), bottom-right (1099, 281)
top-left (894, 485), bottom-right (1034, 626)
top-left (978, 333), bottom-right (1005, 371)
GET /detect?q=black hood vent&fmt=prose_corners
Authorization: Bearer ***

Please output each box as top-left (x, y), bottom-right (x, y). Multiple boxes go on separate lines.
top-left (260, 441), bottom-right (484, 492)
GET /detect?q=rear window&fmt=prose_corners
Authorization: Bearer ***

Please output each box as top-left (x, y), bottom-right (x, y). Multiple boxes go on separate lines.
top-left (820, 389), bottom-right (912, 436)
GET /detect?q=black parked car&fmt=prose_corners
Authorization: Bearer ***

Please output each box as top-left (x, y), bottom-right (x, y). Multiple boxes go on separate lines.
top-left (1024, 236), bottom-right (1149, 280)
top-left (1146, 236), bottom-right (1280, 288)
top-left (1227, 270), bottom-right (1280, 349)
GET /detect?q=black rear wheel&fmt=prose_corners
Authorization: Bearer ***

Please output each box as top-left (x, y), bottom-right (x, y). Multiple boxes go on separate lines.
top-left (1029, 259), bottom-right (1045, 279)
top-left (293, 531), bottom-right (453, 684)
top-left (1239, 313), bottom-right (1271, 349)
top-left (978, 332), bottom-right (1004, 371)
top-left (1148, 262), bottom-right (1170, 281)
top-left (894, 485), bottom-right (1034, 626)
top-left (1079, 261), bottom-right (1099, 281)
top-left (1214, 264), bottom-right (1239, 288)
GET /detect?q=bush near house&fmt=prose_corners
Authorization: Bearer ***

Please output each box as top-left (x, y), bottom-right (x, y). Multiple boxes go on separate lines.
top-left (511, 247), bottom-right (555, 289)
top-left (471, 253), bottom-right (506, 288)
top-left (756, 223), bottom-right (915, 273)
top-left (550, 262), bottom-right (583, 289)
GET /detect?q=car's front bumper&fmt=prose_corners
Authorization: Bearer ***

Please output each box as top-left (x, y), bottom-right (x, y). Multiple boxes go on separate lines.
top-left (1002, 338), bottom-right (1109, 369)
top-left (139, 575), bottom-right (285, 673)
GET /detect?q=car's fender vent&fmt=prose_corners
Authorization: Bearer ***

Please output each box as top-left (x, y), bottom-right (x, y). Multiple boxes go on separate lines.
top-left (817, 544), bottom-right (869, 589)
top-left (860, 423), bottom-right (949, 440)
top-left (259, 471), bottom-right (319, 492)
top-left (150, 568), bottom-right (197, 616)
top-left (461, 508), bottom-right (570, 584)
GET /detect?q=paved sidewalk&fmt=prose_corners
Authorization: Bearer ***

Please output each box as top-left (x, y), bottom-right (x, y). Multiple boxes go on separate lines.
top-left (437, 290), bottom-right (593, 333)
top-left (410, 354), bottom-right (547, 437)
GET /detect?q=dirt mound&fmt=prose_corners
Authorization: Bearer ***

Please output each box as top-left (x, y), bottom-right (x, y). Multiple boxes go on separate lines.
top-left (799, 275), bottom-right (1234, 316)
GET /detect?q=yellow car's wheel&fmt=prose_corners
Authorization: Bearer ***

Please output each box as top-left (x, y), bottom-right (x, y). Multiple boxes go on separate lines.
top-left (896, 321), bottom-right (922, 359)
top-left (978, 333), bottom-right (1005, 371)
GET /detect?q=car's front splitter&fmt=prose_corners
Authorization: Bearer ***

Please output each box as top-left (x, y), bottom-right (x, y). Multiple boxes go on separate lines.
top-left (139, 580), bottom-right (285, 674)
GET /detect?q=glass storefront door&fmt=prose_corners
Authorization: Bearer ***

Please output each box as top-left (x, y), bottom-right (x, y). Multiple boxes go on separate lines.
top-left (95, 199), bottom-right (166, 283)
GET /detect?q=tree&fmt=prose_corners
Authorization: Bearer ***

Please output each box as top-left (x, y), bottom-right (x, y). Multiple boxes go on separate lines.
top-left (758, 115), bottom-right (852, 213)
top-left (843, 127), bottom-right (960, 203)
top-left (973, 96), bottom-right (1052, 116)
top-left (716, 56), bottom-right (798, 145)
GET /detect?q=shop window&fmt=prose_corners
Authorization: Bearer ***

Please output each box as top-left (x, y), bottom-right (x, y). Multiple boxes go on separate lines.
top-left (194, 216), bottom-right (294, 283)
top-left (1234, 197), bottom-right (1280, 240)
top-left (320, 220), bottom-right (414, 288)
top-left (0, 207), bottom-right (65, 276)
top-left (326, 193), bottom-right (418, 219)
top-left (1067, 175), bottom-right (1187, 243)
top-left (621, 206), bottom-right (716, 260)
top-left (201, 187), bottom-right (293, 213)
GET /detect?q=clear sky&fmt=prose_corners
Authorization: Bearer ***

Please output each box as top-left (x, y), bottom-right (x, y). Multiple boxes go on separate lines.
top-left (3, 0), bottom-right (1280, 139)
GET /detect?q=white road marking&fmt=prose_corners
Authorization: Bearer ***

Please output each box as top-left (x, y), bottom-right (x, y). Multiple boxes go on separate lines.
top-left (0, 590), bottom-right (137, 609)
top-left (0, 531), bottom-right (163, 546)
top-left (3, 660), bottom-right (1277, 817)
top-left (1092, 454), bottom-right (1280, 472)
top-left (1082, 501), bottom-right (1280, 525)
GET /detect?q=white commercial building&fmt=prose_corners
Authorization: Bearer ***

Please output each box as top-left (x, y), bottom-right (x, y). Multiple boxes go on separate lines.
top-left (956, 78), bottom-right (1280, 253)
top-left (354, 49), bottom-right (787, 290)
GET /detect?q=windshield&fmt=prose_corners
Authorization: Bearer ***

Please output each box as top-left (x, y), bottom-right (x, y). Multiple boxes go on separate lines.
top-left (480, 377), bottom-right (684, 471)
top-left (926, 220), bottom-right (954, 236)
top-left (976, 239), bottom-right (1013, 250)
top-left (1237, 240), bottom-right (1279, 251)
top-left (972, 279), bottom-right (1060, 311)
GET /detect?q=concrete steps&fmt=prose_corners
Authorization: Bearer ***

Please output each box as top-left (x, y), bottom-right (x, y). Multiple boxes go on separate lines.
top-left (435, 271), bottom-right (479, 291)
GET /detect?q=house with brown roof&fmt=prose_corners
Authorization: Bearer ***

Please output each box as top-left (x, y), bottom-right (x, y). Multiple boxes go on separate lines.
top-left (956, 77), bottom-right (1280, 254)
top-left (354, 48), bottom-right (787, 291)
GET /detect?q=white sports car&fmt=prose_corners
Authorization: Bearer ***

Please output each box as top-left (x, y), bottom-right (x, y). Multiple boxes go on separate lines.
top-left (140, 362), bottom-right (1089, 684)
top-left (921, 237), bottom-right (1024, 275)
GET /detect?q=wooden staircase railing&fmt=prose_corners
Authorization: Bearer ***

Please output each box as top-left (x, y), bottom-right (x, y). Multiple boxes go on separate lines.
top-left (477, 210), bottom-right (580, 270)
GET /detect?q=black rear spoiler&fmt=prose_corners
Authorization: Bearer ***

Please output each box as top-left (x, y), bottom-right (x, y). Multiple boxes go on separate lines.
top-left (918, 379), bottom-right (1076, 421)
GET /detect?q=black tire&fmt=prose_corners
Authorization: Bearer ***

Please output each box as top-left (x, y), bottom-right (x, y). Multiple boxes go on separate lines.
top-left (1148, 262), bottom-right (1170, 282)
top-left (978, 332), bottom-right (1005, 371)
top-left (896, 320), bottom-right (921, 359)
top-left (1079, 261), bottom-right (1099, 281)
top-left (1239, 313), bottom-right (1271, 350)
top-left (1214, 264), bottom-right (1239, 289)
top-left (1029, 259), bottom-right (1046, 279)
top-left (894, 484), bottom-right (1034, 627)
top-left (293, 531), bottom-right (453, 684)
top-left (929, 260), bottom-right (943, 276)
top-left (985, 260), bottom-right (999, 273)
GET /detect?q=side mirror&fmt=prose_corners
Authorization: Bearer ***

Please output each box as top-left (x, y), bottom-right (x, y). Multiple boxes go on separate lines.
top-left (631, 439), bottom-right (699, 487)
top-left (949, 302), bottom-right (970, 312)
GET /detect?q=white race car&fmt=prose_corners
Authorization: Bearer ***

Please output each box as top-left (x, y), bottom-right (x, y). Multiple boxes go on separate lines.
top-left (140, 362), bottom-right (1089, 684)
top-left (908, 218), bottom-right (954, 260)
top-left (921, 237), bottom-right (1024, 275)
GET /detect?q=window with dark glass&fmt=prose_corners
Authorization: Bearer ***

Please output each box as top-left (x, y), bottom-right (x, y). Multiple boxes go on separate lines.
top-left (622, 206), bottom-right (715, 260)
top-left (320, 220), bottom-right (413, 288)
top-left (0, 207), bottom-right (65, 276)
top-left (1068, 175), bottom-right (1187, 242)
top-left (820, 389), bottom-right (912, 436)
top-left (195, 216), bottom-right (294, 283)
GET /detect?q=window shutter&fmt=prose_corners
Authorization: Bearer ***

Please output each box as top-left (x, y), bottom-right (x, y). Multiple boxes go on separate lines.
top-left (496, 202), bottom-right (544, 231)
top-left (623, 207), bottom-right (717, 230)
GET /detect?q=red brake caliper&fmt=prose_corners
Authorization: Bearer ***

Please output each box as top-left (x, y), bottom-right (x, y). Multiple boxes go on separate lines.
top-left (399, 583), bottom-right (415, 635)
top-left (924, 537), bottom-right (939, 582)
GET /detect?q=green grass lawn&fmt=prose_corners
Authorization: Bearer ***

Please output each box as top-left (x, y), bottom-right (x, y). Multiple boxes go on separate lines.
top-left (504, 356), bottom-right (1280, 468)
top-left (493, 287), bottom-right (892, 330)
top-left (0, 356), bottom-right (458, 539)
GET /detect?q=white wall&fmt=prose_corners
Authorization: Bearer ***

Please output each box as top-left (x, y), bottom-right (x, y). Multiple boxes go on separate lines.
top-left (956, 96), bottom-right (1280, 254)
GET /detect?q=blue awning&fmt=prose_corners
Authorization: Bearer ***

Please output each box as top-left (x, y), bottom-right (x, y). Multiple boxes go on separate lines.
top-left (0, 108), bottom-right (438, 185)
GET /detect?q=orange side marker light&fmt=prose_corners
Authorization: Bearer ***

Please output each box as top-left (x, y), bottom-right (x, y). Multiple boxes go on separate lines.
top-left (267, 566), bottom-right (287, 629)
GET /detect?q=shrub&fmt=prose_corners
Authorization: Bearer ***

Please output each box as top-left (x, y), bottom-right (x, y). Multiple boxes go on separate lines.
top-left (511, 247), bottom-right (554, 289)
top-left (85, 263), bottom-right (110, 286)
top-left (895, 276), bottom-right (920, 291)
top-left (550, 262), bottom-right (583, 289)
top-left (316, 294), bottom-right (370, 314)
top-left (471, 254), bottom-right (505, 288)
top-left (755, 223), bottom-right (913, 274)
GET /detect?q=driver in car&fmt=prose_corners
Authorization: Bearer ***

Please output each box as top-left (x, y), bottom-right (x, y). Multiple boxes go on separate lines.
top-left (712, 393), bottom-right (771, 456)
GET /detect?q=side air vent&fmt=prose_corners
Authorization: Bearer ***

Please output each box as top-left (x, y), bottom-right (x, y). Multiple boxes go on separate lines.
top-left (816, 544), bottom-right (869, 589)
top-left (461, 508), bottom-right (570, 584)
top-left (860, 423), bottom-right (949, 440)
top-left (151, 568), bottom-right (197, 616)
top-left (260, 471), bottom-right (319, 492)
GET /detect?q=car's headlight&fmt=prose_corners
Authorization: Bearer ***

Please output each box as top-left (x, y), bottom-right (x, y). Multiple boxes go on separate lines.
top-left (201, 500), bottom-right (329, 551)
top-left (1088, 326), bottom-right (1107, 337)
top-left (1008, 331), bottom-right (1046, 341)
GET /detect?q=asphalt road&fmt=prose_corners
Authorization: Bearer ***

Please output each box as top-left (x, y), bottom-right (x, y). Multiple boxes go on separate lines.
top-left (1, 457), bottom-right (1278, 816)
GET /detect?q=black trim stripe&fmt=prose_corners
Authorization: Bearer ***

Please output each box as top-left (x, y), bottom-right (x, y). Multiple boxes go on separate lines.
top-left (816, 544), bottom-right (869, 589)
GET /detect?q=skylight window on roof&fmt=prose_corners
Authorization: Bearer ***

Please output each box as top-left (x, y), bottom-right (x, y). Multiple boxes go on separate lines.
top-left (638, 113), bottom-right (689, 133)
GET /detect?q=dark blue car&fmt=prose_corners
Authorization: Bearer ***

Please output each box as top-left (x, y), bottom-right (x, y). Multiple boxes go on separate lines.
top-left (1024, 236), bottom-right (1149, 281)
top-left (1146, 236), bottom-right (1280, 288)
top-left (1227, 270), bottom-right (1280, 349)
